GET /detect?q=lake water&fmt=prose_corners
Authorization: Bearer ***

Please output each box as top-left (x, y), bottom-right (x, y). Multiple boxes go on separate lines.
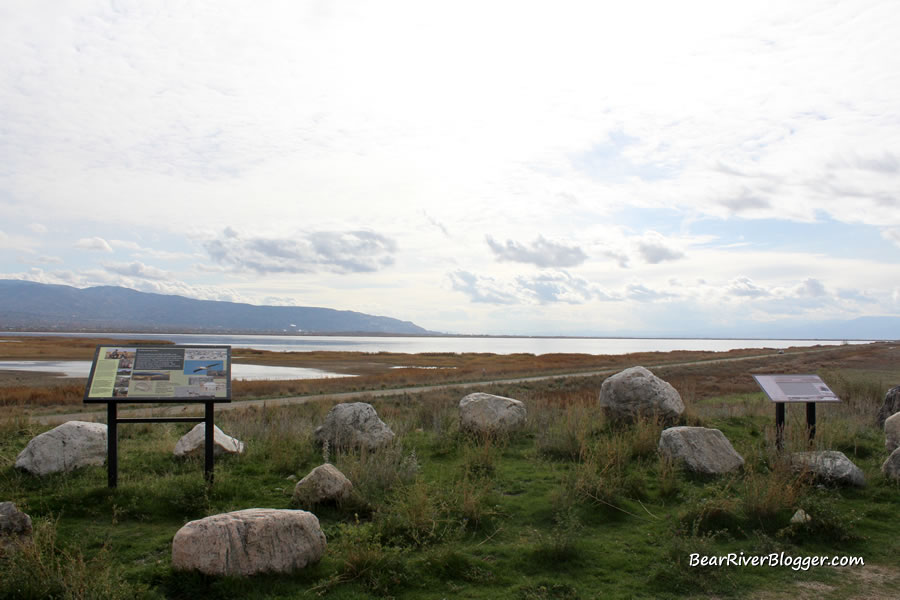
top-left (0, 331), bottom-right (868, 355)
top-left (0, 360), bottom-right (351, 381)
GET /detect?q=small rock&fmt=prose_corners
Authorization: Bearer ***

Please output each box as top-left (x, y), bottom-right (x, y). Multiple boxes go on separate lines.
top-left (15, 421), bottom-right (107, 476)
top-left (293, 464), bottom-right (353, 506)
top-left (459, 392), bottom-right (527, 434)
top-left (0, 502), bottom-right (33, 554)
top-left (791, 451), bottom-right (866, 487)
top-left (286, 475), bottom-right (298, 482)
top-left (314, 403), bottom-right (394, 450)
top-left (790, 509), bottom-right (811, 524)
top-left (173, 424), bottom-right (244, 458)
top-left (875, 385), bottom-right (900, 428)
top-left (884, 412), bottom-right (900, 453)
top-left (882, 447), bottom-right (900, 482)
top-left (599, 366), bottom-right (684, 424)
top-left (172, 508), bottom-right (326, 576)
top-left (658, 426), bottom-right (745, 475)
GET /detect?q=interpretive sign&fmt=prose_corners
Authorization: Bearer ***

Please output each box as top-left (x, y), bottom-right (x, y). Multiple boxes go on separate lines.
top-left (84, 345), bottom-right (231, 402)
top-left (752, 374), bottom-right (839, 404)
top-left (752, 374), bottom-right (841, 449)
top-left (83, 345), bottom-right (232, 488)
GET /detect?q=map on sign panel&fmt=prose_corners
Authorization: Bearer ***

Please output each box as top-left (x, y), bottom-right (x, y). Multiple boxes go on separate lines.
top-left (752, 374), bottom-right (841, 403)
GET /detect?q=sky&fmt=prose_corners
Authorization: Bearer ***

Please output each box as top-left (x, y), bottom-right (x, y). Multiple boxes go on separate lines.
top-left (1, 0), bottom-right (900, 337)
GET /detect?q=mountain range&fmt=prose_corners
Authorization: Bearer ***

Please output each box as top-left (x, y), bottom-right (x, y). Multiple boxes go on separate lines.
top-left (0, 279), bottom-right (430, 335)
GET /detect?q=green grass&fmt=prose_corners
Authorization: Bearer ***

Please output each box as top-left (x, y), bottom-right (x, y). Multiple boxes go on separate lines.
top-left (1, 370), bottom-right (899, 599)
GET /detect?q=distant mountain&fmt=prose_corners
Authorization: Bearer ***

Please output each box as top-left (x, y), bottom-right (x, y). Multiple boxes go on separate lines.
top-left (0, 280), bottom-right (431, 335)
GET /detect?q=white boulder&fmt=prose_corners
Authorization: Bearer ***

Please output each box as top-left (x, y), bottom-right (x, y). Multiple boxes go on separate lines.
top-left (173, 424), bottom-right (244, 458)
top-left (459, 392), bottom-right (527, 434)
top-left (314, 402), bottom-right (394, 450)
top-left (658, 426), bottom-right (745, 475)
top-left (172, 508), bottom-right (326, 576)
top-left (293, 464), bottom-right (353, 506)
top-left (599, 366), bottom-right (684, 424)
top-left (882, 447), bottom-right (900, 482)
top-left (791, 451), bottom-right (866, 487)
top-left (15, 421), bottom-right (107, 476)
top-left (884, 412), bottom-right (900, 453)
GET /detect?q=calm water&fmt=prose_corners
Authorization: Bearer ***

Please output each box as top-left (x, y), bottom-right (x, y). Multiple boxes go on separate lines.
top-left (0, 360), bottom-right (351, 381)
top-left (0, 332), bottom-right (869, 355)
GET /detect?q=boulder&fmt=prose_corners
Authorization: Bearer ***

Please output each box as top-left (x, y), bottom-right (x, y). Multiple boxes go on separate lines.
top-left (174, 424), bottom-right (245, 458)
top-left (875, 385), bottom-right (900, 428)
top-left (791, 451), bottom-right (866, 487)
top-left (885, 412), bottom-right (900, 453)
top-left (658, 426), bottom-right (745, 475)
top-left (0, 502), bottom-right (33, 554)
top-left (293, 464), bottom-right (353, 506)
top-left (882, 447), bottom-right (900, 482)
top-left (15, 421), bottom-right (107, 476)
top-left (314, 402), bottom-right (394, 450)
top-left (790, 509), bottom-right (811, 525)
top-left (459, 392), bottom-right (527, 434)
top-left (599, 366), bottom-right (684, 424)
top-left (172, 508), bottom-right (326, 576)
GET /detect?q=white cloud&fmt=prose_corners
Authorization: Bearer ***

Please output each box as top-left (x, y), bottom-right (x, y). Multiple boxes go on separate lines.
top-left (28, 223), bottom-right (48, 234)
top-left (75, 237), bottom-right (113, 252)
top-left (486, 235), bottom-right (588, 268)
top-left (635, 231), bottom-right (685, 264)
top-left (103, 261), bottom-right (171, 281)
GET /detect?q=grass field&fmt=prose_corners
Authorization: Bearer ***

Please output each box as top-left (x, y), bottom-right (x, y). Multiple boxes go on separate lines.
top-left (1, 339), bottom-right (899, 598)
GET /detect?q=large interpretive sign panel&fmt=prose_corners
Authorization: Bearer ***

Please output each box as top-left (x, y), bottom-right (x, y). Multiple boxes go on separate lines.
top-left (752, 374), bottom-right (840, 403)
top-left (84, 345), bottom-right (231, 402)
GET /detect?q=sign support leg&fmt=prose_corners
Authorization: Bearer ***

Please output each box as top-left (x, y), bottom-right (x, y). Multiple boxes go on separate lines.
top-left (775, 403), bottom-right (785, 451)
top-left (806, 402), bottom-right (816, 446)
top-left (107, 402), bottom-right (118, 488)
top-left (204, 401), bottom-right (214, 483)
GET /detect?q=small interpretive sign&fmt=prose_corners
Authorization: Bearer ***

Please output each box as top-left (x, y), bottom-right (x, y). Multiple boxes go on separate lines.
top-left (84, 345), bottom-right (231, 402)
top-left (752, 374), bottom-right (840, 403)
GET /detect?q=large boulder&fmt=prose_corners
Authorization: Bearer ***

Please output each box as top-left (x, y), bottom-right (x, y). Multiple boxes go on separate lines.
top-left (658, 426), bottom-right (745, 475)
top-left (791, 451), bottom-right (866, 487)
top-left (882, 447), bottom-right (900, 482)
top-left (459, 393), bottom-right (527, 434)
top-left (174, 424), bottom-right (245, 458)
top-left (876, 385), bottom-right (900, 428)
top-left (314, 402), bottom-right (394, 450)
top-left (0, 502), bottom-right (33, 554)
top-left (293, 464), bottom-right (353, 506)
top-left (15, 421), bottom-right (107, 476)
top-left (599, 366), bottom-right (684, 424)
top-left (884, 412), bottom-right (900, 454)
top-left (172, 508), bottom-right (326, 576)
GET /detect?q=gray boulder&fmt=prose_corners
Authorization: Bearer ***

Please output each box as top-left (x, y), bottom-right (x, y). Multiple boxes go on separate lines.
top-left (15, 421), bottom-right (107, 476)
top-left (882, 447), bottom-right (900, 482)
top-left (791, 451), bottom-right (866, 487)
top-left (174, 424), bottom-right (245, 458)
top-left (885, 412), bottom-right (900, 453)
top-left (0, 502), bottom-right (33, 554)
top-left (293, 464), bottom-right (353, 506)
top-left (172, 508), bottom-right (326, 576)
top-left (876, 385), bottom-right (900, 428)
top-left (599, 366), bottom-right (684, 424)
top-left (658, 426), bottom-right (745, 475)
top-left (459, 392), bottom-right (527, 434)
top-left (314, 402), bottom-right (394, 450)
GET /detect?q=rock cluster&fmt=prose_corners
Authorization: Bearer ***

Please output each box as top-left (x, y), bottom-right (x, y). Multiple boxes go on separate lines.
top-left (314, 402), bottom-right (394, 450)
top-left (171, 508), bottom-right (326, 576)
top-left (173, 424), bottom-right (245, 458)
top-left (658, 426), bottom-right (744, 475)
top-left (875, 385), bottom-right (900, 428)
top-left (459, 393), bottom-right (527, 434)
top-left (599, 366), bottom-right (684, 424)
top-left (884, 412), bottom-right (900, 454)
top-left (791, 451), bottom-right (866, 487)
top-left (15, 421), bottom-right (107, 476)
top-left (882, 448), bottom-right (900, 481)
top-left (293, 464), bottom-right (353, 506)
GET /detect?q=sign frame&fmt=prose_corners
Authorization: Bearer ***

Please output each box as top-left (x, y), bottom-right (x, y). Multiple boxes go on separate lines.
top-left (83, 344), bottom-right (233, 488)
top-left (752, 374), bottom-right (841, 450)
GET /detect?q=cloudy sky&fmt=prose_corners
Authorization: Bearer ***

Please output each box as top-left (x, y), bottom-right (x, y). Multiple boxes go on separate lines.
top-left (2, 0), bottom-right (899, 336)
